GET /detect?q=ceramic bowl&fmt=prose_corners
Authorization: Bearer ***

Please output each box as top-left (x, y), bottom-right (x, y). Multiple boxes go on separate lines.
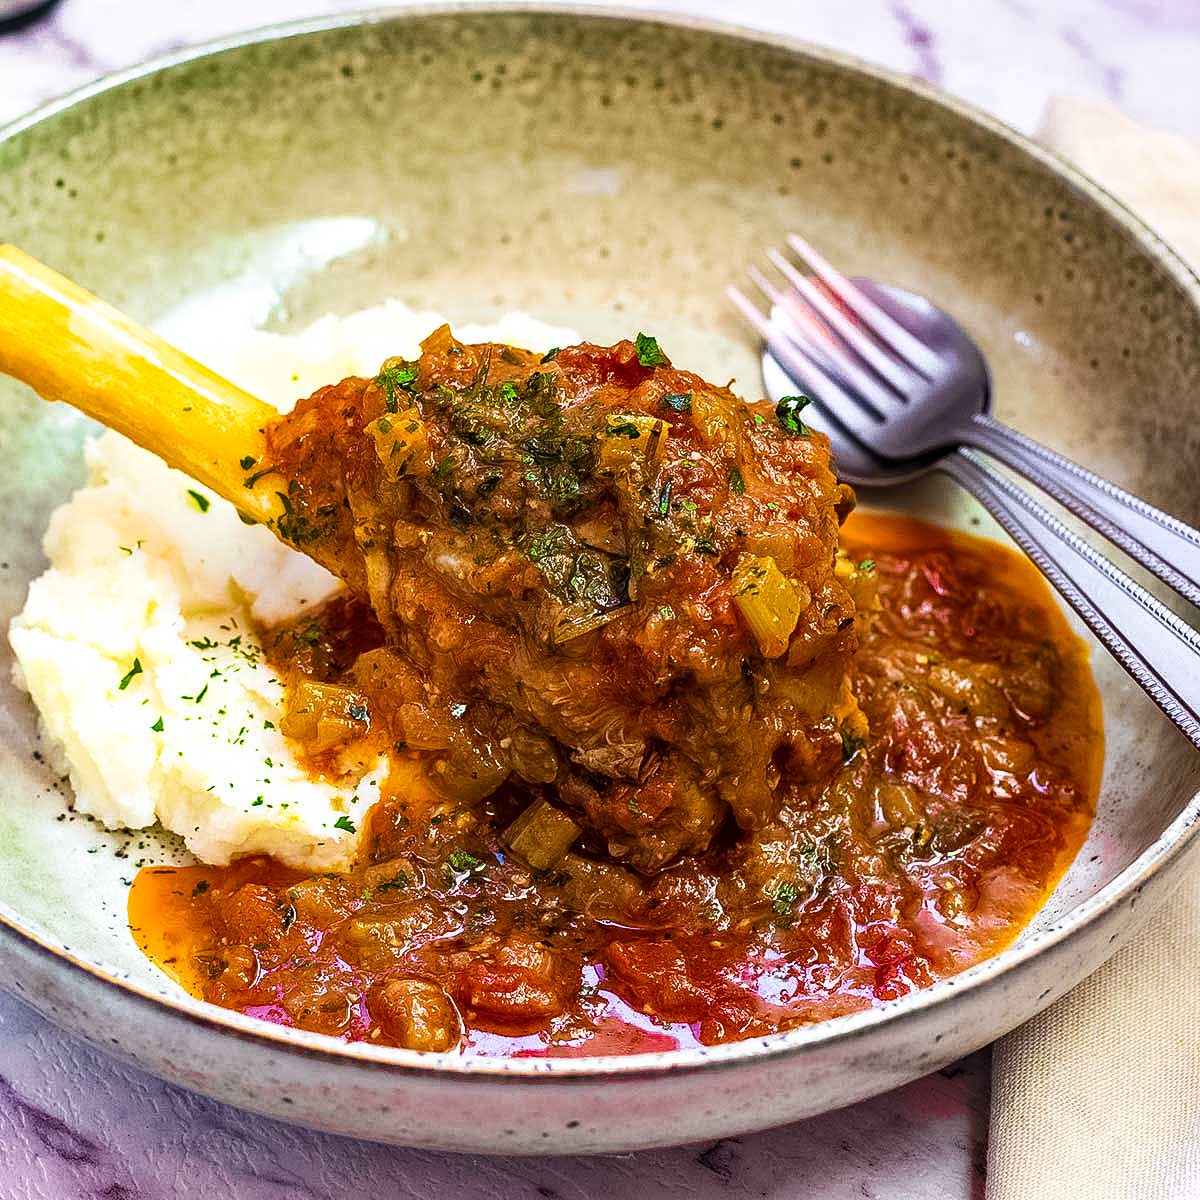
top-left (1, 6), bottom-right (1199, 1155)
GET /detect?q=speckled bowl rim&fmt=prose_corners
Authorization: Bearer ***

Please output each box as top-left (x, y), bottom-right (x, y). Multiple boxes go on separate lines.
top-left (2, 2), bottom-right (1199, 1083)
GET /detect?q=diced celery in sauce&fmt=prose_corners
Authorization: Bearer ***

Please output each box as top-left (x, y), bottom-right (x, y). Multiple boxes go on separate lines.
top-left (597, 413), bottom-right (670, 473)
top-left (504, 798), bottom-right (581, 869)
top-left (280, 680), bottom-right (371, 754)
top-left (732, 553), bottom-right (803, 658)
top-left (364, 407), bottom-right (431, 481)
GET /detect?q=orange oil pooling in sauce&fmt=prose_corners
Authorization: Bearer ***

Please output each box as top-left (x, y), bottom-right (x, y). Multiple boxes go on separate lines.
top-left (129, 512), bottom-right (1103, 1057)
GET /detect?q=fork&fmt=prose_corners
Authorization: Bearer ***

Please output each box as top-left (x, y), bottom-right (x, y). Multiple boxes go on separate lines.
top-left (729, 236), bottom-right (1200, 752)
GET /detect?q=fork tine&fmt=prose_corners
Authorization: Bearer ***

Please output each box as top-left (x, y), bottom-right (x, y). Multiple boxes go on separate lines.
top-left (786, 233), bottom-right (942, 378)
top-left (765, 249), bottom-right (923, 396)
top-left (745, 270), bottom-right (906, 419)
top-left (726, 283), bottom-right (780, 349)
top-left (749, 266), bottom-right (825, 344)
top-left (726, 286), bottom-right (885, 436)
top-left (747, 266), bottom-right (841, 374)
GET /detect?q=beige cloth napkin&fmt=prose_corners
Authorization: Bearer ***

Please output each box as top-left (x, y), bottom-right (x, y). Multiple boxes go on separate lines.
top-left (988, 98), bottom-right (1200, 1200)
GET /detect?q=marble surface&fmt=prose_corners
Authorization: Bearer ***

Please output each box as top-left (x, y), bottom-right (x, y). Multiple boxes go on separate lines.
top-left (0, 993), bottom-right (989, 1199)
top-left (0, 1), bottom-right (1195, 1197)
top-left (2, 0), bottom-right (1199, 137)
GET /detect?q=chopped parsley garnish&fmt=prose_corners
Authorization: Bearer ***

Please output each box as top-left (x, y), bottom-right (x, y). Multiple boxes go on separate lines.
top-left (374, 363), bottom-right (418, 412)
top-left (333, 814), bottom-right (357, 834)
top-left (193, 683), bottom-right (208, 705)
top-left (841, 728), bottom-right (867, 762)
top-left (186, 490), bottom-right (211, 513)
top-left (376, 869), bottom-right (412, 893)
top-left (607, 420), bottom-right (642, 439)
top-left (634, 332), bottom-right (668, 368)
top-left (191, 880), bottom-right (209, 897)
top-left (295, 622), bottom-right (323, 647)
top-left (540, 347), bottom-right (560, 363)
top-left (523, 524), bottom-right (575, 564)
top-left (772, 881), bottom-right (802, 916)
top-left (775, 394), bottom-right (813, 437)
top-left (118, 658), bottom-right (143, 690)
top-left (448, 848), bottom-right (484, 873)
top-left (273, 489), bottom-right (327, 547)
top-left (150, 716), bottom-right (164, 733)
top-left (859, 559), bottom-right (876, 572)
top-left (239, 455), bottom-right (257, 471)
top-left (693, 531), bottom-right (719, 556)
top-left (660, 392), bottom-right (692, 414)
top-left (243, 466), bottom-right (274, 488)
top-left (729, 466), bottom-right (746, 494)
top-left (656, 480), bottom-right (673, 517)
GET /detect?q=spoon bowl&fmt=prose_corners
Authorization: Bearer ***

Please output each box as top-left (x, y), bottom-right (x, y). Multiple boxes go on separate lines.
top-left (759, 278), bottom-right (984, 485)
top-left (748, 243), bottom-right (1200, 611)
top-left (751, 256), bottom-right (1200, 756)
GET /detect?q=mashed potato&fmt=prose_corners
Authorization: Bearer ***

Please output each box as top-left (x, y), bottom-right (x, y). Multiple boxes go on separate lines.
top-left (8, 302), bottom-right (578, 870)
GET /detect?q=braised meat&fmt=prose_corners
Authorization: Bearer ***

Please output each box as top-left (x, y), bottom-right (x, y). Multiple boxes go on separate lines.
top-left (130, 511), bottom-right (1103, 1054)
top-left (262, 329), bottom-right (868, 870)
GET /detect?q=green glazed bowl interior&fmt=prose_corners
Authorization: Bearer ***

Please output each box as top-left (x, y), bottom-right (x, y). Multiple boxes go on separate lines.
top-left (1, 6), bottom-right (1199, 1153)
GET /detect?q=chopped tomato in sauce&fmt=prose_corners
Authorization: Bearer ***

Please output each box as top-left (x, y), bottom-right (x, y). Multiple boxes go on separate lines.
top-left (130, 511), bottom-right (1102, 1056)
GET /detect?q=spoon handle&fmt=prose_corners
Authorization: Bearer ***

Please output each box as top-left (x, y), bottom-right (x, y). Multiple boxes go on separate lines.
top-left (964, 412), bottom-right (1200, 609)
top-left (939, 447), bottom-right (1200, 752)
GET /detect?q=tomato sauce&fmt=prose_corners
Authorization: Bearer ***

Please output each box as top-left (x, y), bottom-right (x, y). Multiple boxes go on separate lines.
top-left (129, 512), bottom-right (1102, 1056)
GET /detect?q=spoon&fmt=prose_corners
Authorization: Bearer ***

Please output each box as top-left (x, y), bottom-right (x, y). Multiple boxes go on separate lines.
top-left (744, 276), bottom-right (1200, 753)
top-left (734, 233), bottom-right (1200, 611)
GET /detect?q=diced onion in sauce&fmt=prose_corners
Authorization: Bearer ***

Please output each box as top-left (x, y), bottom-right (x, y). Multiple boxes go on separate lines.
top-left (508, 728), bottom-right (559, 784)
top-left (279, 680), bottom-right (371, 753)
top-left (355, 530), bottom-right (395, 637)
top-left (598, 413), bottom-right (670, 474)
top-left (364, 407), bottom-right (431, 480)
top-left (688, 390), bottom-right (730, 447)
top-left (504, 799), bottom-right (581, 869)
top-left (731, 553), bottom-right (802, 658)
top-left (371, 978), bottom-right (463, 1052)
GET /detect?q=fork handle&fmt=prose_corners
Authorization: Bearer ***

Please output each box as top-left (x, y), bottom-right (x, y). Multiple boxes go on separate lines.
top-left (939, 448), bottom-right (1200, 752)
top-left (962, 413), bottom-right (1200, 609)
